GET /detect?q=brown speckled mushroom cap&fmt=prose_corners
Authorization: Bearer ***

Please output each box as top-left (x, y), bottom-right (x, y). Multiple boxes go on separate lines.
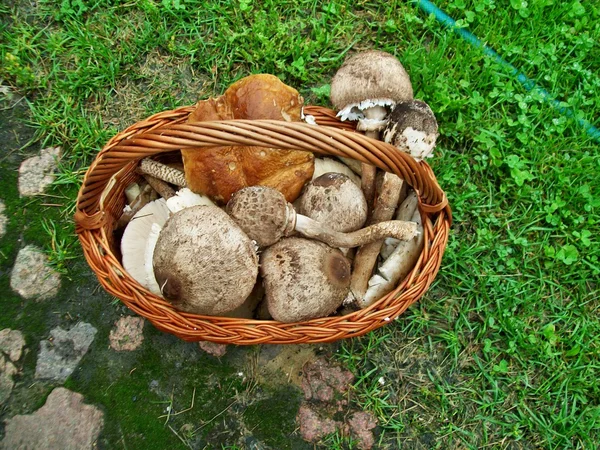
top-left (153, 205), bottom-right (258, 315)
top-left (382, 100), bottom-right (439, 160)
top-left (260, 237), bottom-right (351, 323)
top-left (298, 173), bottom-right (367, 232)
top-left (330, 50), bottom-right (414, 113)
top-left (226, 185), bottom-right (295, 247)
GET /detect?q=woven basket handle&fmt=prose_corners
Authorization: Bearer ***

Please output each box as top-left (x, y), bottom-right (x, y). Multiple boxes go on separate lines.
top-left (75, 107), bottom-right (450, 231)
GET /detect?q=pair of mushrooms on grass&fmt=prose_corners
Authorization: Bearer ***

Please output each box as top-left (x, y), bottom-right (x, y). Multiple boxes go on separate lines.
top-left (119, 50), bottom-right (439, 323)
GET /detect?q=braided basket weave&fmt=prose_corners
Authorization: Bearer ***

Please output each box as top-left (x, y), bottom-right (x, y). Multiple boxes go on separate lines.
top-left (74, 105), bottom-right (451, 345)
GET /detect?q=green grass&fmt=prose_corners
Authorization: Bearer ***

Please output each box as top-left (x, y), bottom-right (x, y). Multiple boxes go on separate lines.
top-left (1, 0), bottom-right (599, 448)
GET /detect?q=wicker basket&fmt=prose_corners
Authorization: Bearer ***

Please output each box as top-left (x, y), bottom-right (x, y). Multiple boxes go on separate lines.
top-left (74, 105), bottom-right (451, 345)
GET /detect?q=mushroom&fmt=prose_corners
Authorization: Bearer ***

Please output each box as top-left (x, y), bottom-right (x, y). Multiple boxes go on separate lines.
top-left (152, 205), bottom-right (259, 315)
top-left (120, 174), bottom-right (215, 296)
top-left (312, 158), bottom-right (361, 186)
top-left (299, 173), bottom-right (367, 232)
top-left (330, 50), bottom-right (413, 210)
top-left (261, 237), bottom-right (351, 322)
top-left (226, 186), bottom-right (418, 248)
top-left (120, 198), bottom-right (171, 295)
top-left (182, 74), bottom-right (314, 204)
top-left (382, 100), bottom-right (439, 161)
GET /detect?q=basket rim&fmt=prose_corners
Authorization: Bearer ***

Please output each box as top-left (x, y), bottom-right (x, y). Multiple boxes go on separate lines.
top-left (74, 104), bottom-right (451, 344)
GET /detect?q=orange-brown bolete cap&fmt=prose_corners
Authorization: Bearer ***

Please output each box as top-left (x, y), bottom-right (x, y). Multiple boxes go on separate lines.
top-left (182, 74), bottom-right (315, 204)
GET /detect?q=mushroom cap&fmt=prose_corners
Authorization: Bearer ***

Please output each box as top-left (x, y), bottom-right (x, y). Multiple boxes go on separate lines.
top-left (299, 173), bottom-right (367, 232)
top-left (183, 74), bottom-right (314, 204)
top-left (261, 237), bottom-right (351, 322)
top-left (313, 158), bottom-right (361, 186)
top-left (153, 205), bottom-right (259, 315)
top-left (382, 100), bottom-right (438, 160)
top-left (226, 186), bottom-right (293, 247)
top-left (330, 50), bottom-right (414, 113)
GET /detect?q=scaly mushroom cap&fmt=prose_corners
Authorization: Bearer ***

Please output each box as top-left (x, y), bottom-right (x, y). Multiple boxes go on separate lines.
top-left (261, 237), bottom-right (351, 322)
top-left (183, 74), bottom-right (314, 204)
top-left (153, 205), bottom-right (259, 315)
top-left (226, 186), bottom-right (294, 247)
top-left (330, 50), bottom-right (414, 118)
top-left (382, 100), bottom-right (439, 160)
top-left (299, 173), bottom-right (367, 232)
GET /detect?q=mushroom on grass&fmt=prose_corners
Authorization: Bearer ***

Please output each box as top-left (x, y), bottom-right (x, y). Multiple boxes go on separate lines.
top-left (330, 50), bottom-right (413, 208)
top-left (226, 186), bottom-right (418, 248)
top-left (382, 100), bottom-right (439, 161)
top-left (261, 237), bottom-right (351, 322)
top-left (153, 205), bottom-right (259, 315)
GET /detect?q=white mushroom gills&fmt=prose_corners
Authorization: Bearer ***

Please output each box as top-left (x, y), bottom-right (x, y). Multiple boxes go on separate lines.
top-left (120, 198), bottom-right (171, 296)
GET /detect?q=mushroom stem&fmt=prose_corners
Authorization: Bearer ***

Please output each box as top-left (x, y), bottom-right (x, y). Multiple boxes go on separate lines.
top-left (337, 157), bottom-right (363, 175)
top-left (360, 207), bottom-right (424, 307)
top-left (138, 159), bottom-right (187, 188)
top-left (116, 183), bottom-right (155, 229)
top-left (360, 163), bottom-right (377, 213)
top-left (226, 185), bottom-right (417, 248)
top-left (293, 214), bottom-right (416, 248)
top-left (359, 107), bottom-right (389, 212)
top-left (347, 173), bottom-right (405, 304)
top-left (141, 174), bottom-right (176, 199)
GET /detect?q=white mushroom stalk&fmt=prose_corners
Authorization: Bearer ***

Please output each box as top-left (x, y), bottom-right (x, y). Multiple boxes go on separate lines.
top-left (226, 186), bottom-right (418, 249)
top-left (360, 207), bottom-right (424, 308)
top-left (346, 173), bottom-right (405, 307)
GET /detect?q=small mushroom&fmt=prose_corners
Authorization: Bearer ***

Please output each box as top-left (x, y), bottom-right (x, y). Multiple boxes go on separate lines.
top-left (226, 186), bottom-right (417, 248)
top-left (299, 173), bottom-right (367, 232)
top-left (382, 100), bottom-right (439, 161)
top-left (261, 237), bottom-right (351, 322)
top-left (153, 205), bottom-right (259, 315)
